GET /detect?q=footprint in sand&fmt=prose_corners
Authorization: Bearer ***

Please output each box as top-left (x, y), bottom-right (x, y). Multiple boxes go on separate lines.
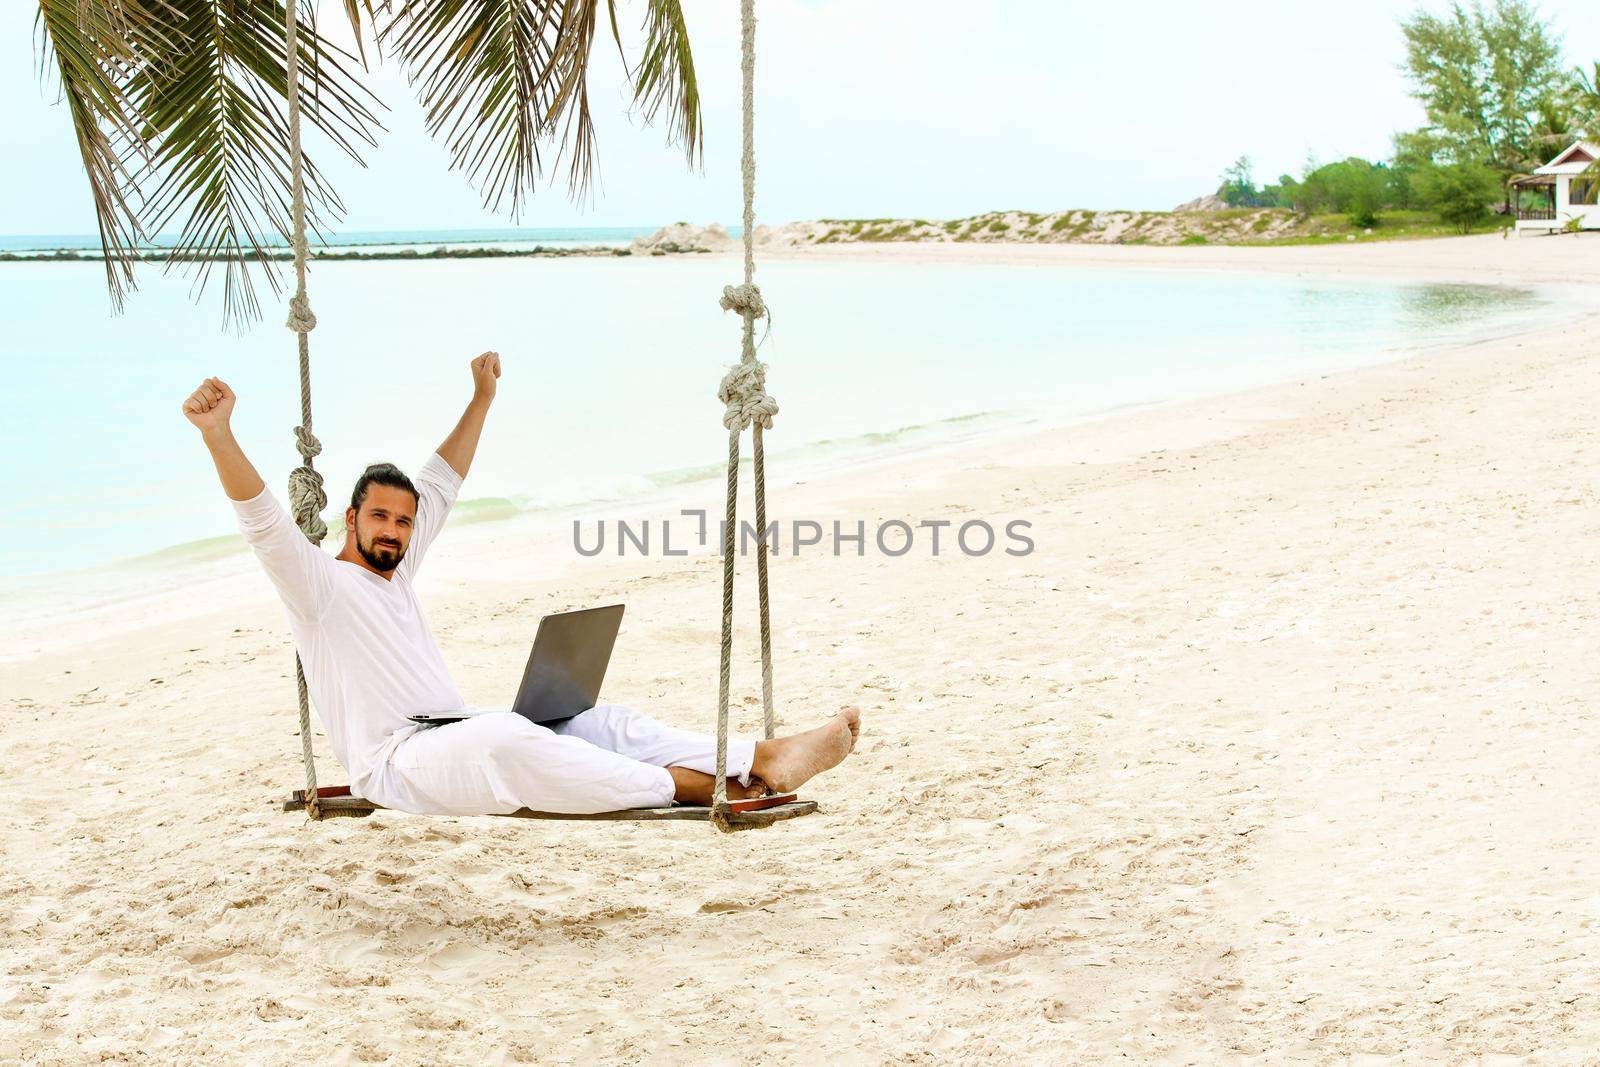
top-left (698, 895), bottom-right (782, 914)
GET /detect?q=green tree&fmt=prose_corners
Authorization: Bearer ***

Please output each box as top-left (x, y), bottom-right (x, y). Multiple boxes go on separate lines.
top-left (1400, 0), bottom-right (1567, 201)
top-left (1391, 129), bottom-right (1451, 207)
top-left (34, 0), bottom-right (703, 321)
top-left (1220, 155), bottom-right (1259, 206)
top-left (1521, 96), bottom-right (1579, 167)
top-left (1573, 61), bottom-right (1600, 135)
top-left (1297, 158), bottom-right (1391, 224)
top-left (1414, 159), bottom-right (1503, 231)
top-left (1216, 155), bottom-right (1292, 208)
top-left (1265, 174), bottom-right (1301, 211)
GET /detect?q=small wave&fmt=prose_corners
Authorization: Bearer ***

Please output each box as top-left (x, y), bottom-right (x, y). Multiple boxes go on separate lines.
top-left (446, 410), bottom-right (1019, 525)
top-left (795, 409), bottom-right (1018, 453)
top-left (646, 461), bottom-right (734, 488)
top-left (451, 496), bottom-right (524, 524)
top-left (124, 532), bottom-right (248, 567)
top-left (430, 409), bottom-right (1023, 532)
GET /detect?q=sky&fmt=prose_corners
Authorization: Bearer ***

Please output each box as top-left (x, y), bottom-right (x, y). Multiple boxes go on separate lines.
top-left (5, 0), bottom-right (1600, 236)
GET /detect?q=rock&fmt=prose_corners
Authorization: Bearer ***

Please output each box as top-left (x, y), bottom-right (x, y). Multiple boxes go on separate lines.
top-left (1173, 193), bottom-right (1230, 212)
top-left (755, 221), bottom-right (832, 247)
top-left (629, 222), bottom-right (735, 255)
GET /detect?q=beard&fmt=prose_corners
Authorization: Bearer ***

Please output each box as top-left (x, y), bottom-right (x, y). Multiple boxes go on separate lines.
top-left (357, 530), bottom-right (406, 573)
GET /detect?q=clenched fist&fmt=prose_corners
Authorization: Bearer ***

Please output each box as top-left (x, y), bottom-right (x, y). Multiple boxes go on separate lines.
top-left (471, 351), bottom-right (501, 402)
top-left (182, 377), bottom-right (236, 434)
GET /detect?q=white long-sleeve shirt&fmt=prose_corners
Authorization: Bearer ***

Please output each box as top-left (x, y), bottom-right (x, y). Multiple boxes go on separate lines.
top-left (231, 452), bottom-right (465, 794)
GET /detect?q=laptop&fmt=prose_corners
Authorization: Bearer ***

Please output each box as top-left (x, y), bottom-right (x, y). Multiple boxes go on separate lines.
top-left (409, 604), bottom-right (624, 728)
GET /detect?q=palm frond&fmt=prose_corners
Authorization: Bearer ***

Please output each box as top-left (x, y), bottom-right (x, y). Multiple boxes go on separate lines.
top-left (382, 1), bottom-right (561, 215)
top-left (340, 0), bottom-right (382, 63)
top-left (629, 0), bottom-right (700, 166)
top-left (124, 0), bottom-right (384, 323)
top-left (1574, 62), bottom-right (1600, 139)
top-left (1575, 61), bottom-right (1600, 102)
top-left (541, 0), bottom-right (603, 199)
top-left (40, 0), bottom-right (703, 322)
top-left (34, 0), bottom-right (156, 311)
top-left (383, 0), bottom-right (699, 209)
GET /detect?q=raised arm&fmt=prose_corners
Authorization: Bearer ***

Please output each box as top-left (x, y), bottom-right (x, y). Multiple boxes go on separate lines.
top-left (434, 351), bottom-right (501, 480)
top-left (183, 376), bottom-right (333, 623)
top-left (184, 377), bottom-right (265, 500)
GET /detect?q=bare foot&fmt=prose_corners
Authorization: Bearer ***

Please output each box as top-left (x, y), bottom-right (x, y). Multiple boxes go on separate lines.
top-left (751, 708), bottom-right (862, 794)
top-left (732, 777), bottom-right (769, 800)
top-left (841, 705), bottom-right (862, 749)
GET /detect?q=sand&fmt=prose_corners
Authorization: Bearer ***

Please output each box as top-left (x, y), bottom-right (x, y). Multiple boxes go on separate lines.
top-left (5, 233), bottom-right (1600, 1062)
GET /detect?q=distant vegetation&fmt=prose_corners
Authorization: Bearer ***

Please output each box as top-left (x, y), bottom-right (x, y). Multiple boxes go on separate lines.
top-left (1217, 0), bottom-right (1598, 233)
top-left (797, 207), bottom-right (1507, 249)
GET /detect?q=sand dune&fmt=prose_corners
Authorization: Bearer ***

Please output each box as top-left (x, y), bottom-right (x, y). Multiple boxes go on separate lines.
top-left (5, 234), bottom-right (1600, 1061)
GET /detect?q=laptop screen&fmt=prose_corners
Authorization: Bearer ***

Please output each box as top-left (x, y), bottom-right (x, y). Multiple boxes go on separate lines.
top-left (511, 604), bottom-right (624, 724)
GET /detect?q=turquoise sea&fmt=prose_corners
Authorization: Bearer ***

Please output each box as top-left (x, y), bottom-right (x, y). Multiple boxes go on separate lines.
top-left (0, 226), bottom-right (658, 255)
top-left (0, 231), bottom-right (1565, 581)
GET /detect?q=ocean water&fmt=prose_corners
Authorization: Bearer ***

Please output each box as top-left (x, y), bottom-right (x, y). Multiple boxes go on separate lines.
top-left (0, 242), bottom-right (1559, 581)
top-left (0, 226), bottom-right (662, 255)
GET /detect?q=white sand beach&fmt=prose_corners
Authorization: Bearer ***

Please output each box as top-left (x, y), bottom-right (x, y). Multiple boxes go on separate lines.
top-left (6, 233), bottom-right (1600, 1061)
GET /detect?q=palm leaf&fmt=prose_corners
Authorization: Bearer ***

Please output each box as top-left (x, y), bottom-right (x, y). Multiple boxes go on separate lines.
top-left (38, 0), bottom-right (702, 321)
top-left (629, 0), bottom-right (700, 166)
top-left (538, 0), bottom-right (702, 194)
top-left (382, 0), bottom-right (700, 210)
top-left (1574, 61), bottom-right (1600, 140)
top-left (382, 0), bottom-right (561, 215)
top-left (541, 0), bottom-right (602, 199)
top-left (1575, 61), bottom-right (1600, 105)
top-left (122, 0), bottom-right (384, 323)
top-left (340, 0), bottom-right (382, 63)
top-left (34, 0), bottom-right (159, 311)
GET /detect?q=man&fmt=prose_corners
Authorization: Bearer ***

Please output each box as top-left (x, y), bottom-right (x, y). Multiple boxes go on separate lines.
top-left (183, 352), bottom-right (859, 815)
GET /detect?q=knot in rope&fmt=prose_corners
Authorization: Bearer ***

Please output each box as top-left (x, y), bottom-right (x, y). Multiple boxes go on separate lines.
top-left (286, 292), bottom-right (318, 334)
top-left (288, 466), bottom-right (328, 543)
top-left (293, 424), bottom-right (322, 462)
top-left (288, 425), bottom-right (328, 542)
top-left (719, 283), bottom-right (766, 320)
top-left (718, 360), bottom-right (778, 431)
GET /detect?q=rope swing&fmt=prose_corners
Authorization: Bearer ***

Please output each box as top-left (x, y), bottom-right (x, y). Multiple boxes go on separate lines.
top-left (277, 0), bottom-right (809, 832)
top-left (710, 0), bottom-right (779, 833)
top-left (281, 0), bottom-right (339, 822)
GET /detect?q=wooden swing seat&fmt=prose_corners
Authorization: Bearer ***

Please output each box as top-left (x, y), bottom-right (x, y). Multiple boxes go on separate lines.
top-left (281, 785), bottom-right (818, 829)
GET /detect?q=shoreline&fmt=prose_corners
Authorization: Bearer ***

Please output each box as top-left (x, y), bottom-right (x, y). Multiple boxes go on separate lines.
top-left (5, 235), bottom-right (1592, 644)
top-left (6, 308), bottom-right (1594, 667)
top-left (3, 233), bottom-right (1574, 598)
top-left (1, 299), bottom-right (1569, 646)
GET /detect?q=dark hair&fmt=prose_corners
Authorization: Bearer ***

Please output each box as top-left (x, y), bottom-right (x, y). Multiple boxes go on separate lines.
top-left (350, 462), bottom-right (419, 512)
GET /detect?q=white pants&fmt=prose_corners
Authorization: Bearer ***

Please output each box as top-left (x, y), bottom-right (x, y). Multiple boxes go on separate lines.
top-left (366, 705), bottom-right (757, 816)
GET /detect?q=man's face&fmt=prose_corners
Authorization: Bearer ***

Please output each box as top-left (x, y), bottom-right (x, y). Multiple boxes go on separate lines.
top-left (349, 485), bottom-right (417, 573)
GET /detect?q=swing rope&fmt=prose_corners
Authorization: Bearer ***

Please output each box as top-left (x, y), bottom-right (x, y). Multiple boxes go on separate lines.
top-left (281, 0), bottom-right (336, 821)
top-left (278, 0), bottom-right (782, 830)
top-left (710, 0), bottom-right (778, 833)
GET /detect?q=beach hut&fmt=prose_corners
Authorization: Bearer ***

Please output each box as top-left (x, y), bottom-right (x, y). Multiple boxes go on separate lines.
top-left (1512, 141), bottom-right (1600, 234)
